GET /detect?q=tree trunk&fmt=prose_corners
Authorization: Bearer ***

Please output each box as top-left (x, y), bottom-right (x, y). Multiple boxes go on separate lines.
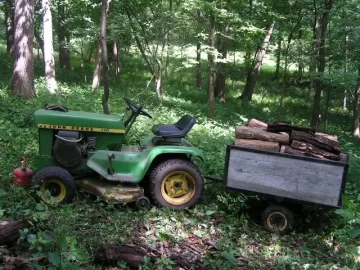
top-left (5, 0), bottom-right (14, 55)
top-left (12, 0), bottom-right (35, 99)
top-left (42, 0), bottom-right (57, 93)
top-left (57, 0), bottom-right (70, 69)
top-left (92, 42), bottom-right (101, 89)
top-left (215, 22), bottom-right (230, 102)
top-left (310, 0), bottom-right (333, 128)
top-left (34, 28), bottom-right (44, 61)
top-left (274, 32), bottom-right (282, 81)
top-left (298, 29), bottom-right (303, 76)
top-left (100, 0), bottom-right (110, 115)
top-left (343, 6), bottom-right (349, 110)
top-left (240, 22), bottom-right (275, 102)
top-left (196, 42), bottom-right (201, 88)
top-left (208, 12), bottom-right (216, 119)
top-left (353, 64), bottom-right (360, 137)
top-left (113, 41), bottom-right (120, 82)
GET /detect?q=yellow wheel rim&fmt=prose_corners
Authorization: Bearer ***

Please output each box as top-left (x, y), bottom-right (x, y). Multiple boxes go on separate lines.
top-left (161, 171), bottom-right (196, 206)
top-left (40, 179), bottom-right (66, 204)
top-left (266, 212), bottom-right (287, 232)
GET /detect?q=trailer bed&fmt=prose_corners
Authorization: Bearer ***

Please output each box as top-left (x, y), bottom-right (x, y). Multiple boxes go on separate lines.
top-left (224, 145), bottom-right (348, 208)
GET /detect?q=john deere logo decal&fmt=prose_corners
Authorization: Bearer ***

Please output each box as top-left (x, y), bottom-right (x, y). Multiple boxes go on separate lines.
top-left (38, 124), bottom-right (125, 134)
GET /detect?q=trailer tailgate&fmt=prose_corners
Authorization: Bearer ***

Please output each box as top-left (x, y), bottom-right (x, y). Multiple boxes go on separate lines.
top-left (224, 145), bottom-right (348, 208)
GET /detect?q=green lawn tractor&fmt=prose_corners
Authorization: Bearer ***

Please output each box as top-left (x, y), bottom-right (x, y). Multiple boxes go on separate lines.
top-left (27, 98), bottom-right (204, 210)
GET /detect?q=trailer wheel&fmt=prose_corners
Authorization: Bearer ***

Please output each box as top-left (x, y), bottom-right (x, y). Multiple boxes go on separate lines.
top-left (261, 205), bottom-right (294, 233)
top-left (32, 166), bottom-right (76, 204)
top-left (149, 159), bottom-right (203, 210)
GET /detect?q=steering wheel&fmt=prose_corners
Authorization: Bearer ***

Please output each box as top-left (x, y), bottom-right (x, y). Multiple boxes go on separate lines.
top-left (124, 98), bottom-right (152, 119)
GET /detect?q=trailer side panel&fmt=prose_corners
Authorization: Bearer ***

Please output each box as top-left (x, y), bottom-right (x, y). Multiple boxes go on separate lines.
top-left (225, 146), bottom-right (347, 207)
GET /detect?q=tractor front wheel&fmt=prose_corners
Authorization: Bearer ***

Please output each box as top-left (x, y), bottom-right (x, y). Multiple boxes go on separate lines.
top-left (32, 166), bottom-right (76, 204)
top-left (149, 159), bottom-right (203, 210)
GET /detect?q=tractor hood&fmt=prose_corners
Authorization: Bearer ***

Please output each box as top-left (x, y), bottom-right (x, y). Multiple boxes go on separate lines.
top-left (34, 109), bottom-right (125, 133)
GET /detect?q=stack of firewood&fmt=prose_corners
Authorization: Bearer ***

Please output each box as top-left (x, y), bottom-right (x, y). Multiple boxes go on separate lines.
top-left (235, 118), bottom-right (346, 161)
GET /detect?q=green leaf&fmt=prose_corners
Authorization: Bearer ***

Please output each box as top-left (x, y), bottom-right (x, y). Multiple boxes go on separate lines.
top-left (349, 229), bottom-right (360, 239)
top-left (350, 246), bottom-right (360, 255)
top-left (59, 234), bottom-right (67, 251)
top-left (28, 262), bottom-right (43, 270)
top-left (36, 203), bottom-right (45, 211)
top-left (48, 252), bottom-right (61, 266)
top-left (0, 209), bottom-right (4, 217)
top-left (0, 188), bottom-right (6, 197)
top-left (72, 248), bottom-right (90, 261)
top-left (206, 210), bottom-right (216, 216)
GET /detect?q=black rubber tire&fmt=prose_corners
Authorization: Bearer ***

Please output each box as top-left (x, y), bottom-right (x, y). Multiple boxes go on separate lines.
top-left (136, 196), bottom-right (150, 209)
top-left (32, 166), bottom-right (76, 204)
top-left (261, 205), bottom-right (294, 233)
top-left (149, 159), bottom-right (203, 210)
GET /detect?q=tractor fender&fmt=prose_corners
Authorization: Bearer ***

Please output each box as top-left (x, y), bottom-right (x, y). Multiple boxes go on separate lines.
top-left (141, 145), bottom-right (204, 179)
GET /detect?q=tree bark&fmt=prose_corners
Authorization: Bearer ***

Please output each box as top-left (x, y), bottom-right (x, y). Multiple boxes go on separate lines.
top-left (274, 32), bottom-right (282, 81)
top-left (92, 42), bottom-right (101, 89)
top-left (5, 0), bottom-right (14, 55)
top-left (235, 126), bottom-right (289, 144)
top-left (215, 22), bottom-right (230, 102)
top-left (290, 130), bottom-right (341, 154)
top-left (310, 0), bottom-right (333, 128)
top-left (12, 0), bottom-right (35, 99)
top-left (0, 219), bottom-right (28, 246)
top-left (298, 29), bottom-right (303, 76)
top-left (113, 41), bottom-right (120, 82)
top-left (100, 0), bottom-right (110, 115)
top-left (34, 27), bottom-right (44, 61)
top-left (240, 22), bottom-right (275, 102)
top-left (57, 0), bottom-right (70, 69)
top-left (235, 139), bottom-right (280, 152)
top-left (196, 42), bottom-right (201, 88)
top-left (291, 140), bottom-right (339, 160)
top-left (42, 0), bottom-right (57, 93)
top-left (353, 64), bottom-right (360, 137)
top-left (248, 118), bottom-right (267, 129)
top-left (267, 122), bottom-right (315, 133)
top-left (208, 12), bottom-right (216, 119)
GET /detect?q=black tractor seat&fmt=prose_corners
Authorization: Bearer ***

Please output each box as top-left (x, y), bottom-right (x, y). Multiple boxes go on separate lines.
top-left (152, 115), bottom-right (196, 138)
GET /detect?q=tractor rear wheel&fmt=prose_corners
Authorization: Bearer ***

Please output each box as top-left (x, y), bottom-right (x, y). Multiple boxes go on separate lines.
top-left (149, 159), bottom-right (203, 210)
top-left (33, 166), bottom-right (76, 204)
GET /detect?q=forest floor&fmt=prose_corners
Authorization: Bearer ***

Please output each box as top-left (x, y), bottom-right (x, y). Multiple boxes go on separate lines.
top-left (0, 50), bottom-right (359, 269)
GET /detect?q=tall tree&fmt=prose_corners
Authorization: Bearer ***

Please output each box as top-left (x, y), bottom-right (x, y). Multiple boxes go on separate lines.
top-left (353, 64), bottom-right (360, 136)
top-left (310, 0), bottom-right (333, 128)
top-left (92, 42), bottom-right (102, 89)
top-left (58, 0), bottom-right (71, 69)
top-left (208, 11), bottom-right (216, 119)
top-left (101, 0), bottom-right (110, 114)
top-left (4, 0), bottom-right (14, 54)
top-left (42, 0), bottom-right (57, 93)
top-left (240, 21), bottom-right (275, 102)
top-left (12, 0), bottom-right (35, 98)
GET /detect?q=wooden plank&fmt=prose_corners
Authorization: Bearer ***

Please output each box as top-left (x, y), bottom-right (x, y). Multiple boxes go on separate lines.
top-left (291, 140), bottom-right (340, 161)
top-left (290, 130), bottom-right (342, 154)
top-left (225, 148), bottom-right (345, 207)
top-left (235, 139), bottom-right (279, 152)
top-left (280, 145), bottom-right (306, 156)
top-left (235, 126), bottom-right (289, 144)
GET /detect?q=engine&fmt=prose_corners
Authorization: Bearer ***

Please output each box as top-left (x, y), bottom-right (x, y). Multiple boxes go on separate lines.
top-left (53, 131), bottom-right (95, 169)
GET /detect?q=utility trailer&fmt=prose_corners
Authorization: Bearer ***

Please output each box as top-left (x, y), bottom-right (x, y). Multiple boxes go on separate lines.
top-left (223, 145), bottom-right (349, 233)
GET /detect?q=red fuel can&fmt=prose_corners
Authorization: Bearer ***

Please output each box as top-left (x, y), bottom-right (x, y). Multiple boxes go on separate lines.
top-left (12, 162), bottom-right (33, 187)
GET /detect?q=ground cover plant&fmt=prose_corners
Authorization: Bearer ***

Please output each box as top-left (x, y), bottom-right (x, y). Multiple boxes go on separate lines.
top-left (0, 44), bottom-right (359, 269)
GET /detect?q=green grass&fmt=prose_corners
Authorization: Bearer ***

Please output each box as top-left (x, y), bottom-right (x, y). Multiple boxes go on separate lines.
top-left (0, 49), bottom-right (359, 269)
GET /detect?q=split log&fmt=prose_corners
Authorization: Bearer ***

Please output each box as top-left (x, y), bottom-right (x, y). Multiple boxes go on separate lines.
top-left (1, 255), bottom-right (46, 268)
top-left (0, 220), bottom-right (28, 246)
top-left (248, 118), bottom-right (267, 129)
top-left (267, 122), bottom-right (315, 133)
top-left (315, 132), bottom-right (338, 142)
top-left (291, 140), bottom-right (340, 161)
top-left (235, 127), bottom-right (289, 144)
top-left (235, 139), bottom-right (279, 152)
top-left (290, 130), bottom-right (342, 154)
top-left (280, 145), bottom-right (306, 156)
